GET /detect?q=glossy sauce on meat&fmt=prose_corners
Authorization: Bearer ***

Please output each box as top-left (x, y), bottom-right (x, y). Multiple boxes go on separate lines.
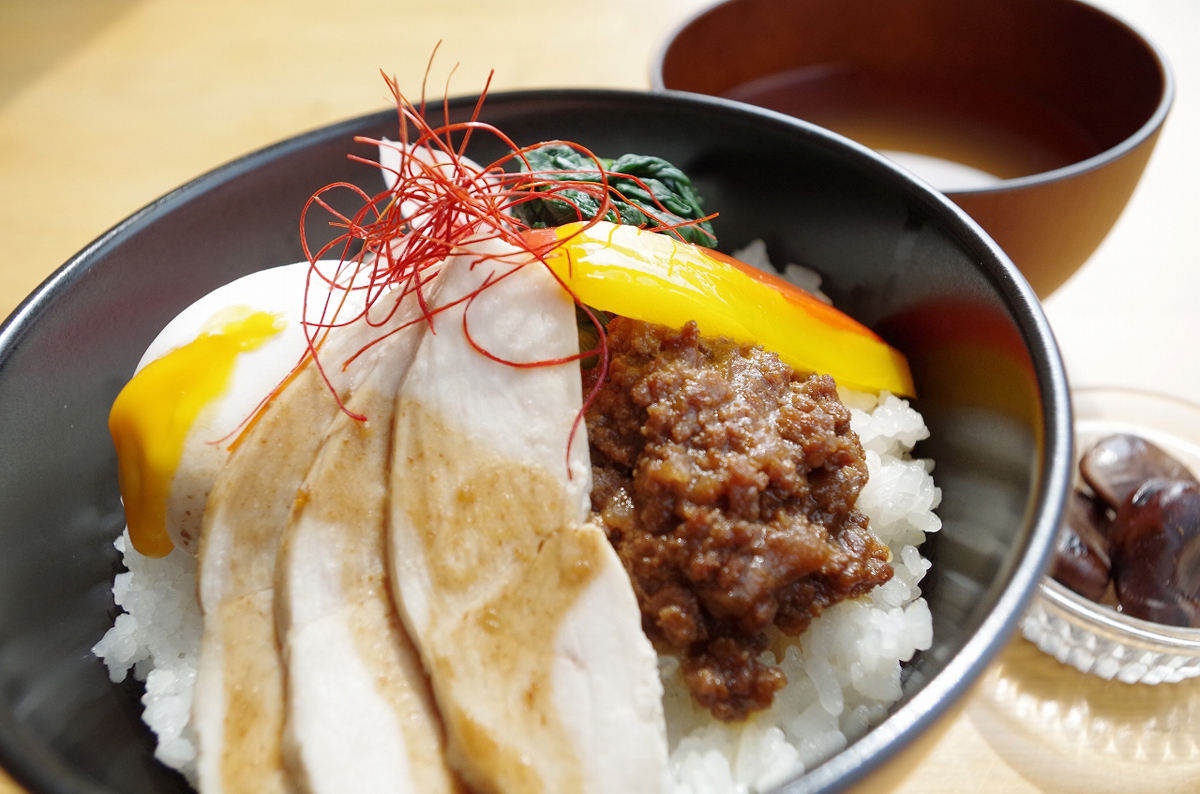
top-left (1053, 433), bottom-right (1200, 627)
top-left (585, 319), bottom-right (892, 721)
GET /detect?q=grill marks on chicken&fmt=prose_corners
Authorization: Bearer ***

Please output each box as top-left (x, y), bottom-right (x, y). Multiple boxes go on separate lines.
top-left (586, 318), bottom-right (893, 721)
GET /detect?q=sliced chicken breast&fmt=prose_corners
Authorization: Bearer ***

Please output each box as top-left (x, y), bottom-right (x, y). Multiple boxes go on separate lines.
top-left (192, 358), bottom-right (337, 794)
top-left (192, 269), bottom-right (434, 794)
top-left (387, 236), bottom-right (670, 794)
top-left (275, 286), bottom-right (463, 794)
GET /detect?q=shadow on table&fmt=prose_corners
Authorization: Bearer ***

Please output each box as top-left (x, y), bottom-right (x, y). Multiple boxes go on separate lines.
top-left (0, 0), bottom-right (141, 108)
top-left (968, 637), bottom-right (1200, 793)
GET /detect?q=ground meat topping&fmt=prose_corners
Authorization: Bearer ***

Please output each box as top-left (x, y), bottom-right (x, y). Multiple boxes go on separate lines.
top-left (585, 318), bottom-right (893, 722)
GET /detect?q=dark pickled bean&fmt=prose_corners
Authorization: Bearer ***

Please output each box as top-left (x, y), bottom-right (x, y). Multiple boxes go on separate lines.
top-left (1109, 479), bottom-right (1200, 628)
top-left (1080, 434), bottom-right (1199, 513)
top-left (1051, 490), bottom-right (1112, 602)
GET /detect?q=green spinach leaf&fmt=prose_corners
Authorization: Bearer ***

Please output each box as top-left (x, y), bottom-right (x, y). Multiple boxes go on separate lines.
top-left (512, 144), bottom-right (716, 246)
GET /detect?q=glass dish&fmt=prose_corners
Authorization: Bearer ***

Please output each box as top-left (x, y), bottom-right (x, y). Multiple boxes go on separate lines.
top-left (1022, 386), bottom-right (1200, 684)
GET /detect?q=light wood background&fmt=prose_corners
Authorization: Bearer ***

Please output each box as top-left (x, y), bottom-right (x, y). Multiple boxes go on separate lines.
top-left (1, 0), bottom-right (1197, 792)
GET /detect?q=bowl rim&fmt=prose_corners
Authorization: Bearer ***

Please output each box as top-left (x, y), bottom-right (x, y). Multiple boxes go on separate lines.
top-left (650, 0), bottom-right (1175, 198)
top-left (0, 86), bottom-right (1072, 794)
top-left (1040, 578), bottom-right (1200, 652)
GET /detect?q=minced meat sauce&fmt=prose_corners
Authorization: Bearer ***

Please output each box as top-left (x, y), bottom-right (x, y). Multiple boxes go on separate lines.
top-left (584, 318), bottom-right (893, 722)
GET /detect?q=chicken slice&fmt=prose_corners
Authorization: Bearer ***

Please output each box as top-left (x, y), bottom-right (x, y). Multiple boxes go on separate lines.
top-left (275, 313), bottom-right (463, 794)
top-left (192, 272), bottom-right (437, 794)
top-left (192, 358), bottom-right (336, 794)
top-left (387, 237), bottom-right (670, 794)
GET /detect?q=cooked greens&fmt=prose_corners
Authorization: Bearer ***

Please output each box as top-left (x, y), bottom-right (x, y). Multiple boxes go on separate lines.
top-left (513, 144), bottom-right (716, 246)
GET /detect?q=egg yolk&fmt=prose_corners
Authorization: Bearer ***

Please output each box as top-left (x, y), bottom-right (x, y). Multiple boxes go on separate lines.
top-left (109, 308), bottom-right (286, 558)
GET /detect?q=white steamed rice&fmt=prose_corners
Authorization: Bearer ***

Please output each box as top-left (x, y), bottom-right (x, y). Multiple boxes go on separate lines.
top-left (93, 388), bottom-right (939, 793)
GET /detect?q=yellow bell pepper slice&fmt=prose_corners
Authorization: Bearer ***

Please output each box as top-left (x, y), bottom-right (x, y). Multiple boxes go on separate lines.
top-left (528, 221), bottom-right (914, 396)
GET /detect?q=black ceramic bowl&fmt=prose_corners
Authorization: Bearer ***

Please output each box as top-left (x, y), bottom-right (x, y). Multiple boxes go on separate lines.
top-left (0, 89), bottom-right (1070, 794)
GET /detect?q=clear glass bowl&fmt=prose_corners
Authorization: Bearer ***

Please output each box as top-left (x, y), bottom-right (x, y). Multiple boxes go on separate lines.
top-left (1021, 386), bottom-right (1200, 684)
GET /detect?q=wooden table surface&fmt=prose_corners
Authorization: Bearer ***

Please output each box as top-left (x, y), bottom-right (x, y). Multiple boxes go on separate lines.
top-left (1, 0), bottom-right (1198, 792)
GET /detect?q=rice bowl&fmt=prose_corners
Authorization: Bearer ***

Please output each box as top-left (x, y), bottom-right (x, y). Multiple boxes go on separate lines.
top-left (92, 107), bottom-right (942, 789)
top-left (0, 89), bottom-right (1070, 794)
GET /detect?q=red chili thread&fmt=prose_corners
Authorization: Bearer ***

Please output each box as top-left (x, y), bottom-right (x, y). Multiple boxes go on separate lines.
top-left (285, 70), bottom-right (714, 467)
